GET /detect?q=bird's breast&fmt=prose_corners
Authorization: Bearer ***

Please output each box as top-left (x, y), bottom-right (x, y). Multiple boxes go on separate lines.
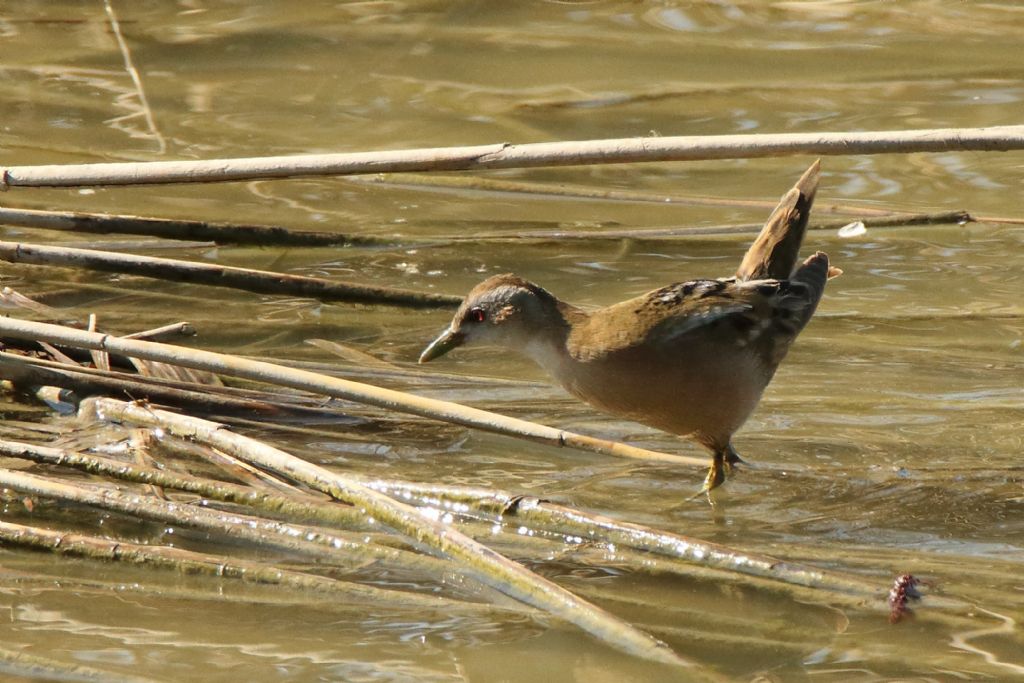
top-left (551, 340), bottom-right (770, 443)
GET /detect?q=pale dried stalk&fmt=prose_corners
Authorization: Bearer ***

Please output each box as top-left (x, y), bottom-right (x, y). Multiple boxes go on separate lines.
top-left (0, 351), bottom-right (354, 420)
top-left (0, 240), bottom-right (459, 309)
top-left (0, 205), bottom-right (389, 247)
top-left (103, 0), bottom-right (165, 154)
top-left (89, 397), bottom-right (694, 669)
top-left (0, 438), bottom-right (362, 529)
top-left (0, 520), bottom-right (457, 610)
top-left (3, 125), bottom-right (1022, 187)
top-left (356, 478), bottom-right (884, 598)
top-left (0, 467), bottom-right (443, 574)
top-left (0, 318), bottom-right (706, 467)
top-left (0, 435), bottom-right (886, 608)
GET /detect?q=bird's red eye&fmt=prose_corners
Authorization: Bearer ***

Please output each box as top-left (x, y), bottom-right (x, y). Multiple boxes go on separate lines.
top-left (467, 307), bottom-right (486, 323)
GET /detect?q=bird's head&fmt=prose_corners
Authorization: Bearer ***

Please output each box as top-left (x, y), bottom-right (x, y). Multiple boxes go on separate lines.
top-left (419, 274), bottom-right (562, 363)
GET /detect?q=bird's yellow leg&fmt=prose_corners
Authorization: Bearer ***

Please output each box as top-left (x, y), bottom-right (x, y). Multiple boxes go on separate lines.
top-left (699, 448), bottom-right (728, 494)
top-left (693, 444), bottom-right (746, 499)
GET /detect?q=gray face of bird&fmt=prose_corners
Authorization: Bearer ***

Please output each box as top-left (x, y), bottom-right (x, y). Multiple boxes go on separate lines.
top-left (419, 280), bottom-right (555, 363)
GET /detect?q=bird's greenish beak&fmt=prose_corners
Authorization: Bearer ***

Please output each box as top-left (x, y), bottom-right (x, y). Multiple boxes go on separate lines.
top-left (418, 327), bottom-right (464, 363)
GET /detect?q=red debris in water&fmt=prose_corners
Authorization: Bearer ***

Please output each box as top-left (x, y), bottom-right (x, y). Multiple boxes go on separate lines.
top-left (888, 574), bottom-right (922, 623)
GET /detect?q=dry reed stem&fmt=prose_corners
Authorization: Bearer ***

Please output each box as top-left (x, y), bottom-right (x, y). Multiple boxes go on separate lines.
top-left (0, 351), bottom-right (355, 419)
top-left (103, 0), bottom-right (165, 154)
top-left (121, 321), bottom-right (196, 340)
top-left (0, 437), bottom-right (362, 529)
top-left (0, 317), bottom-right (705, 467)
top-left (0, 520), bottom-right (456, 609)
top-left (3, 125), bottom-right (1022, 187)
top-left (461, 210), bottom-right (973, 242)
top-left (0, 466), bottom-right (442, 573)
top-left (0, 240), bottom-right (460, 309)
top-left (0, 205), bottom-right (390, 247)
top-left (89, 397), bottom-right (695, 669)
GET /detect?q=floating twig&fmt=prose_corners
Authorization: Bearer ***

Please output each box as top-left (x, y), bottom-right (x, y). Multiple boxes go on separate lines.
top-left (0, 351), bottom-right (358, 419)
top-left (1, 125), bottom-right (1022, 187)
top-left (0, 240), bottom-right (460, 309)
top-left (357, 173), bottom-right (913, 217)
top-left (89, 397), bottom-right (695, 668)
top-left (0, 317), bottom-right (706, 467)
top-left (103, 0), bottom-right (166, 154)
top-left (0, 519), bottom-right (465, 610)
top-left (0, 205), bottom-right (393, 247)
top-left (121, 321), bottom-right (196, 341)
top-left (0, 466), bottom-right (445, 574)
top-left (458, 210), bottom-right (973, 242)
top-left (0, 437), bottom-right (362, 529)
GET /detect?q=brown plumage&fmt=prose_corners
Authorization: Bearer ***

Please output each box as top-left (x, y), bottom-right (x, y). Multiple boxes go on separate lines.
top-left (420, 161), bottom-right (839, 492)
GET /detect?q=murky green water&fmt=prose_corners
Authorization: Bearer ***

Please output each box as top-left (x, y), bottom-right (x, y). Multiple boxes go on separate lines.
top-left (1, 1), bottom-right (1022, 681)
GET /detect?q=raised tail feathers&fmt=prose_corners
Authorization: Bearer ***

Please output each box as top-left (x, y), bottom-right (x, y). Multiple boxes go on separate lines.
top-left (735, 160), bottom-right (820, 282)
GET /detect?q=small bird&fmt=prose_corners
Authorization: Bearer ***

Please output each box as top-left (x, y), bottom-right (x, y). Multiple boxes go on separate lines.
top-left (420, 161), bottom-right (839, 493)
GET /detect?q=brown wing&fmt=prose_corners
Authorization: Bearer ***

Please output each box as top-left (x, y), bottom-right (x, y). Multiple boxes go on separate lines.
top-left (568, 279), bottom-right (759, 362)
top-left (568, 255), bottom-right (831, 365)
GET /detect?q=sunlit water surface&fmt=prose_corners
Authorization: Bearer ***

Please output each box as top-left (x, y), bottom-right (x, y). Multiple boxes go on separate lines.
top-left (0, 2), bottom-right (1022, 681)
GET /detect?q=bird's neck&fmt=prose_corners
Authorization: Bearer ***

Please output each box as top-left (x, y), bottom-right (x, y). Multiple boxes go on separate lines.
top-left (520, 301), bottom-right (588, 377)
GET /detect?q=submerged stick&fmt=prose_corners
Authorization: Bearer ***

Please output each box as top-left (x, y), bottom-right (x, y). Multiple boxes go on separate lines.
top-left (0, 520), bottom-right (455, 609)
top-left (0, 240), bottom-right (459, 309)
top-left (91, 397), bottom-right (695, 669)
top-left (357, 478), bottom-right (886, 598)
top-left (0, 205), bottom-right (391, 247)
top-left (0, 467), bottom-right (444, 571)
top-left (460, 210), bottom-right (974, 242)
top-left (103, 0), bottom-right (165, 155)
top-left (357, 173), bottom-right (909, 217)
top-left (0, 438), bottom-right (362, 529)
top-left (0, 317), bottom-right (705, 467)
top-left (0, 434), bottom-right (893, 609)
top-left (2, 125), bottom-right (1022, 187)
top-left (0, 351), bottom-right (361, 419)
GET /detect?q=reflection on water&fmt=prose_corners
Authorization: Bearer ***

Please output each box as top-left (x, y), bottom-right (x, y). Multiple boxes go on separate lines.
top-left (0, 1), bottom-right (1022, 680)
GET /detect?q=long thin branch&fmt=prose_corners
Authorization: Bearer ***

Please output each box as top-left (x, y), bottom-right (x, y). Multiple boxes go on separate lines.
top-left (87, 397), bottom-right (694, 669)
top-left (355, 173), bottom-right (910, 217)
top-left (459, 211), bottom-right (973, 242)
top-left (0, 520), bottom-right (456, 609)
top-left (0, 351), bottom-right (365, 420)
top-left (0, 318), bottom-right (706, 467)
top-left (0, 205), bottom-right (392, 247)
top-left (0, 467), bottom-right (442, 573)
top-left (0, 240), bottom-right (460, 309)
top-left (3, 125), bottom-right (1022, 187)
top-left (103, 0), bottom-right (166, 154)
top-left (0, 438), bottom-right (362, 528)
